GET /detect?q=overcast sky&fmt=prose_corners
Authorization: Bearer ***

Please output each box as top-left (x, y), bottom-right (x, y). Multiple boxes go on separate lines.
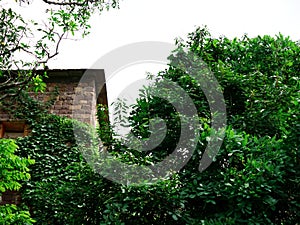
top-left (7, 0), bottom-right (300, 105)
top-left (46, 0), bottom-right (300, 69)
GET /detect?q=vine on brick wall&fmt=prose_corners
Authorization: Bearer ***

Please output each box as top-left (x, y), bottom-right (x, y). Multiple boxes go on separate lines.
top-left (0, 88), bottom-right (58, 123)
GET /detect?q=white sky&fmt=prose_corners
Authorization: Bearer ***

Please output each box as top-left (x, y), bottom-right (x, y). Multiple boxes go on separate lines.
top-left (48, 0), bottom-right (300, 69)
top-left (5, 0), bottom-right (300, 105)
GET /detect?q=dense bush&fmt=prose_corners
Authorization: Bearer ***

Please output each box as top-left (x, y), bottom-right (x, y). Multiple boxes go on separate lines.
top-left (121, 27), bottom-right (299, 224)
top-left (15, 114), bottom-right (188, 224)
top-left (0, 139), bottom-right (35, 224)
top-left (180, 27), bottom-right (299, 224)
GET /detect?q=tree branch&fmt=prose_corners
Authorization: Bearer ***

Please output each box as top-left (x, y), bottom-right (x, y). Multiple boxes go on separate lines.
top-left (42, 0), bottom-right (94, 7)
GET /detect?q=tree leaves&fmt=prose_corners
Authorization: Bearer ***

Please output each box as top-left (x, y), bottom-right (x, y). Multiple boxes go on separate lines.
top-left (0, 139), bottom-right (35, 224)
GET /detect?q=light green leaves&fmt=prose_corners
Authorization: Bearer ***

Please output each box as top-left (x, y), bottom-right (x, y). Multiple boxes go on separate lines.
top-left (0, 139), bottom-right (35, 224)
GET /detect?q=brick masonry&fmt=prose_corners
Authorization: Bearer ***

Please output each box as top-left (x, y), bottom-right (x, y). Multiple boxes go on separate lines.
top-left (0, 191), bottom-right (21, 206)
top-left (0, 69), bottom-right (108, 125)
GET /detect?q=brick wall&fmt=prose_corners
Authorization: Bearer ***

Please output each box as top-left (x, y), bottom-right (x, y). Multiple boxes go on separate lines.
top-left (0, 69), bottom-right (108, 125)
top-left (0, 191), bottom-right (21, 206)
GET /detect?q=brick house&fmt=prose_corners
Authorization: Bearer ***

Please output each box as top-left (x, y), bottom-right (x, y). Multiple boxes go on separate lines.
top-left (0, 69), bottom-right (108, 205)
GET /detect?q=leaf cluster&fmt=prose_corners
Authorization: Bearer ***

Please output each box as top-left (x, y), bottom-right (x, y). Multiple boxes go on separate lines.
top-left (0, 139), bottom-right (35, 224)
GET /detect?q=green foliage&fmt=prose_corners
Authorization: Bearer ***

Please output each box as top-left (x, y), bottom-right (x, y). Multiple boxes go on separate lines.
top-left (12, 26), bottom-right (299, 224)
top-left (172, 28), bottom-right (299, 223)
top-left (0, 139), bottom-right (33, 192)
top-left (16, 115), bottom-right (100, 224)
top-left (99, 177), bottom-right (188, 225)
top-left (97, 104), bottom-right (114, 146)
top-left (0, 204), bottom-right (35, 225)
top-left (183, 27), bottom-right (300, 138)
top-left (15, 114), bottom-right (188, 224)
top-left (180, 128), bottom-right (297, 224)
top-left (0, 139), bottom-right (35, 224)
top-left (120, 26), bottom-right (299, 224)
